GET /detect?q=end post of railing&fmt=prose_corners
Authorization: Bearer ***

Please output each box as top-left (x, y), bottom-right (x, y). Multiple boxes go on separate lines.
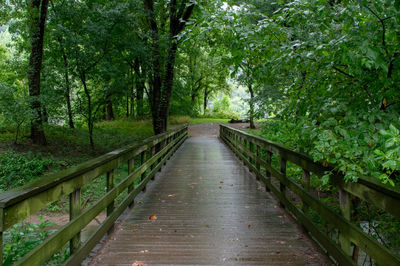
top-left (279, 157), bottom-right (287, 208)
top-left (265, 151), bottom-right (272, 192)
top-left (128, 158), bottom-right (135, 209)
top-left (69, 188), bottom-right (82, 254)
top-left (338, 189), bottom-right (351, 256)
top-left (0, 207), bottom-right (3, 266)
top-left (106, 169), bottom-right (115, 234)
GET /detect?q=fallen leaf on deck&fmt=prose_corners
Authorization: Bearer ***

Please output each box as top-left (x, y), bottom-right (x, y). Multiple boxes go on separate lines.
top-left (168, 194), bottom-right (175, 198)
top-left (248, 224), bottom-right (251, 229)
top-left (132, 261), bottom-right (146, 266)
top-left (132, 229), bottom-right (137, 232)
top-left (244, 206), bottom-right (250, 209)
top-left (139, 250), bottom-right (149, 253)
top-left (278, 216), bottom-right (283, 218)
top-left (149, 215), bottom-right (157, 220)
top-left (229, 237), bottom-right (237, 242)
top-left (220, 181), bottom-right (224, 184)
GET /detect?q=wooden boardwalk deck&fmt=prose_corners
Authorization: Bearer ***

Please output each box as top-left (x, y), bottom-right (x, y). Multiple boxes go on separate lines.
top-left (89, 135), bottom-right (329, 265)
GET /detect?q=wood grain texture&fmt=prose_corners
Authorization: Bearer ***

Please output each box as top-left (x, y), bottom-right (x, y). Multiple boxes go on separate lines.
top-left (90, 137), bottom-right (329, 265)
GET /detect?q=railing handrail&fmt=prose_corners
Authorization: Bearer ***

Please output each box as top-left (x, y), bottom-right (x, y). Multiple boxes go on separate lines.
top-left (220, 124), bottom-right (400, 202)
top-left (220, 124), bottom-right (400, 266)
top-left (0, 124), bottom-right (187, 209)
top-left (0, 124), bottom-right (188, 266)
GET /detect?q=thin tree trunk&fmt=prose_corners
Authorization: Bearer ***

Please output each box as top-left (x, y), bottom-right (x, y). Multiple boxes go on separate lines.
top-left (203, 87), bottom-right (209, 115)
top-left (59, 39), bottom-right (74, 129)
top-left (133, 61), bottom-right (144, 118)
top-left (106, 99), bottom-right (114, 120)
top-left (28, 0), bottom-right (49, 145)
top-left (126, 95), bottom-right (129, 117)
top-left (248, 84), bottom-right (255, 129)
top-left (81, 71), bottom-right (94, 148)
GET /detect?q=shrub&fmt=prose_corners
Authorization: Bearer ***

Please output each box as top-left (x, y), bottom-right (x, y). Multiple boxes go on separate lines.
top-left (0, 150), bottom-right (54, 191)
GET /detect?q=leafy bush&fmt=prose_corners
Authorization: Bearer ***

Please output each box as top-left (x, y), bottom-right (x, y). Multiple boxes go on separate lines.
top-left (3, 218), bottom-right (69, 265)
top-left (0, 150), bottom-right (54, 191)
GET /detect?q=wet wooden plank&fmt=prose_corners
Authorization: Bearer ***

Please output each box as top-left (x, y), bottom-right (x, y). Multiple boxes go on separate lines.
top-left (89, 137), bottom-right (330, 265)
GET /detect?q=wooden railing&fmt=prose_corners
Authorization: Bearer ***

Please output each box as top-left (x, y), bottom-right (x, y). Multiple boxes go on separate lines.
top-left (0, 125), bottom-right (188, 266)
top-left (220, 125), bottom-right (400, 266)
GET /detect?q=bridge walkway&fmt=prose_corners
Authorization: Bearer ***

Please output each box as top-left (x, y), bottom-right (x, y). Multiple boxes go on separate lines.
top-left (89, 133), bottom-right (329, 265)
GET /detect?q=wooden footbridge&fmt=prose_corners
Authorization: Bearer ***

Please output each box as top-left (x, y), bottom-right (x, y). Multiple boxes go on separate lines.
top-left (0, 124), bottom-right (399, 265)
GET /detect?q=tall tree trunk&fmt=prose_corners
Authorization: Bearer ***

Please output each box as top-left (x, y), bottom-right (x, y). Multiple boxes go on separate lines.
top-left (133, 60), bottom-right (144, 118)
top-left (248, 84), bottom-right (255, 129)
top-left (126, 95), bottom-right (129, 117)
top-left (59, 39), bottom-right (74, 129)
top-left (27, 0), bottom-right (49, 145)
top-left (106, 98), bottom-right (114, 120)
top-left (130, 95), bottom-right (135, 118)
top-left (203, 87), bottom-right (209, 115)
top-left (81, 71), bottom-right (94, 148)
top-left (143, 0), bottom-right (194, 135)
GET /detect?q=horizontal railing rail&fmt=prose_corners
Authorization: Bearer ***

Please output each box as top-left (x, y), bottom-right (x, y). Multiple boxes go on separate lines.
top-left (220, 124), bottom-right (400, 266)
top-left (0, 125), bottom-right (188, 266)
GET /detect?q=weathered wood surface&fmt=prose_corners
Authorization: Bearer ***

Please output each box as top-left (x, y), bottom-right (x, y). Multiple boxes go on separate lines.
top-left (90, 137), bottom-right (329, 265)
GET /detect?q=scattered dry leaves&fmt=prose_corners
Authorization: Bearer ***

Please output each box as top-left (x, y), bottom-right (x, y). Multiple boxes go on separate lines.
top-left (149, 215), bottom-right (157, 220)
top-left (132, 229), bottom-right (137, 232)
top-left (248, 224), bottom-right (251, 229)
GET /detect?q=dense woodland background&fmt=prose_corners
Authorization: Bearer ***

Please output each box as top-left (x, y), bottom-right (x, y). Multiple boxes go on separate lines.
top-left (0, 0), bottom-right (400, 263)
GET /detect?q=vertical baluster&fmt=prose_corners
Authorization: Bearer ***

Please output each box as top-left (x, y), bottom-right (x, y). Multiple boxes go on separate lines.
top-left (302, 169), bottom-right (310, 213)
top-left (256, 145), bottom-right (260, 180)
top-left (140, 150), bottom-right (146, 192)
top-left (69, 188), bottom-right (81, 253)
top-left (265, 151), bottom-right (271, 192)
top-left (128, 158), bottom-right (135, 208)
top-left (0, 208), bottom-right (4, 266)
top-left (244, 138), bottom-right (248, 161)
top-left (151, 145), bottom-right (156, 180)
top-left (280, 157), bottom-right (287, 208)
top-left (106, 169), bottom-right (115, 234)
top-left (249, 141), bottom-right (254, 169)
top-left (339, 189), bottom-right (351, 256)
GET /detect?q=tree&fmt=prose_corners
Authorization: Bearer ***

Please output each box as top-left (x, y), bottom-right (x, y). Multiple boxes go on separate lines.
top-left (27, 0), bottom-right (50, 145)
top-left (143, 0), bottom-right (196, 134)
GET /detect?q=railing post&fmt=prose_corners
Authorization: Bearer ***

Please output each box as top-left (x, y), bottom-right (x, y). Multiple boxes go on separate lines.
top-left (151, 145), bottom-right (156, 180)
top-left (302, 169), bottom-right (310, 213)
top-left (106, 169), bottom-right (115, 234)
top-left (0, 207), bottom-right (4, 266)
top-left (265, 151), bottom-right (271, 192)
top-left (280, 157), bottom-right (287, 208)
top-left (128, 158), bottom-right (135, 208)
top-left (339, 189), bottom-right (351, 256)
top-left (249, 141), bottom-right (254, 169)
top-left (256, 145), bottom-right (260, 180)
top-left (140, 150), bottom-right (146, 192)
top-left (69, 188), bottom-right (81, 253)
